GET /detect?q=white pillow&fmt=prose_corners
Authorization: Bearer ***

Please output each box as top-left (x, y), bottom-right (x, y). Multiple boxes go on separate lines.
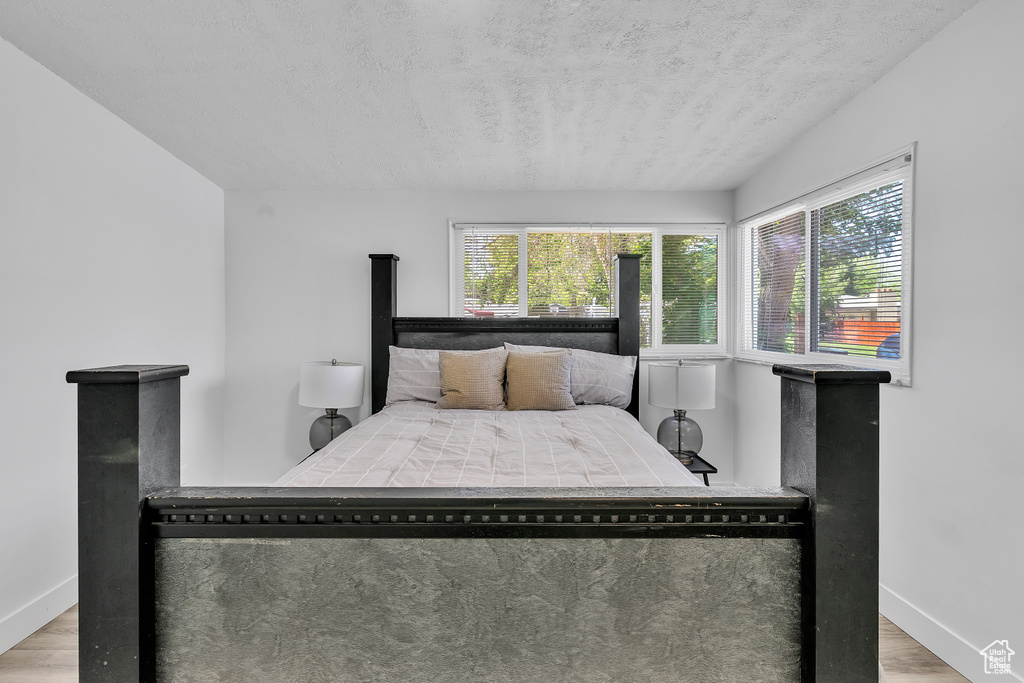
top-left (503, 343), bottom-right (636, 409)
top-left (385, 346), bottom-right (441, 404)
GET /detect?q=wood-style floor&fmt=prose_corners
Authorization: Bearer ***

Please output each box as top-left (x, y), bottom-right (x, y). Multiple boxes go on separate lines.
top-left (878, 614), bottom-right (970, 683)
top-left (0, 606), bottom-right (78, 683)
top-left (0, 606), bottom-right (966, 682)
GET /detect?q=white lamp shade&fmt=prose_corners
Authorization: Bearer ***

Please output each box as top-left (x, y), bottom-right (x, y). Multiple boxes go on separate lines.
top-left (648, 362), bottom-right (716, 410)
top-left (299, 361), bottom-right (365, 409)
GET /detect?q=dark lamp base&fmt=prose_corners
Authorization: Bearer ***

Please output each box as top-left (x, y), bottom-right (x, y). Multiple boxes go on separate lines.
top-left (656, 409), bottom-right (703, 464)
top-left (309, 409), bottom-right (353, 451)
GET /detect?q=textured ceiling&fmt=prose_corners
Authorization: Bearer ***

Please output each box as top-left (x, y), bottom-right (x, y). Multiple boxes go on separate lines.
top-left (1, 1), bottom-right (978, 191)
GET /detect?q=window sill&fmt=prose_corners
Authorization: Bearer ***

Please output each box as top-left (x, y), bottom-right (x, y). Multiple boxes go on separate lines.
top-left (640, 352), bottom-right (730, 362)
top-left (732, 352), bottom-right (911, 387)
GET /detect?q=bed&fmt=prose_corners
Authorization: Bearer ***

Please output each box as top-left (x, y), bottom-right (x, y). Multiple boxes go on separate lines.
top-left (68, 253), bottom-right (889, 682)
top-left (275, 401), bottom-right (704, 488)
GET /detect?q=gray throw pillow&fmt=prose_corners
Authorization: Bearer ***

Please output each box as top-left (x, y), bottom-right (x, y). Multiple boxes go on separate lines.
top-left (385, 346), bottom-right (441, 404)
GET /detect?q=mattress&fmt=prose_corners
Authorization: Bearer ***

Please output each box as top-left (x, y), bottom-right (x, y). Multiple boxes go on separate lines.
top-left (276, 401), bottom-right (703, 487)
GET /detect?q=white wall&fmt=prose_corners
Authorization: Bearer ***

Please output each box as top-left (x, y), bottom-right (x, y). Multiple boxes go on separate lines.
top-left (0, 38), bottom-right (225, 653)
top-left (733, 0), bottom-right (1023, 679)
top-left (224, 190), bottom-right (734, 484)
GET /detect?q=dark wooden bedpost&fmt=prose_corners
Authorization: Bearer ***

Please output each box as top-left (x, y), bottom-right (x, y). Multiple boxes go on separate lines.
top-left (774, 364), bottom-right (890, 683)
top-left (613, 253), bottom-right (641, 419)
top-left (66, 364), bottom-right (188, 683)
top-left (369, 254), bottom-right (399, 414)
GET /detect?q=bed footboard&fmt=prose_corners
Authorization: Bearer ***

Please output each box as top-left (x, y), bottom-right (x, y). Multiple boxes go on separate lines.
top-left (149, 495), bottom-right (805, 682)
top-left (69, 364), bottom-right (888, 682)
top-left (155, 537), bottom-right (798, 681)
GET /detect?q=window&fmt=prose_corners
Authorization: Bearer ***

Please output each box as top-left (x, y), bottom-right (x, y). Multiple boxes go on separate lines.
top-left (451, 224), bottom-right (725, 353)
top-left (738, 151), bottom-right (913, 384)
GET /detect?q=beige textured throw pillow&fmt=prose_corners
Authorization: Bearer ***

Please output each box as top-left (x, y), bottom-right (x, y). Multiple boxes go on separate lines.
top-left (506, 349), bottom-right (576, 411)
top-left (503, 342), bottom-right (636, 409)
top-left (436, 347), bottom-right (508, 410)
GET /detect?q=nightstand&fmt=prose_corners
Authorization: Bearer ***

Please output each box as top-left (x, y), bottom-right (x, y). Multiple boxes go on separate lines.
top-left (676, 453), bottom-right (717, 486)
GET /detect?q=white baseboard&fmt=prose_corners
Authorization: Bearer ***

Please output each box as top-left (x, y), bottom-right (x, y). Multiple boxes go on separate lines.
top-left (880, 583), bottom-right (1023, 683)
top-left (0, 575), bottom-right (78, 655)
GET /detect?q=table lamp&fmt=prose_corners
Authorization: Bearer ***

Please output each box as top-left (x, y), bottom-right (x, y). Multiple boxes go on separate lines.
top-left (648, 361), bottom-right (716, 464)
top-left (299, 359), bottom-right (365, 451)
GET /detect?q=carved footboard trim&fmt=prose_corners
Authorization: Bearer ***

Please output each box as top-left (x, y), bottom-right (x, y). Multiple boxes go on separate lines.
top-left (147, 487), bottom-right (808, 539)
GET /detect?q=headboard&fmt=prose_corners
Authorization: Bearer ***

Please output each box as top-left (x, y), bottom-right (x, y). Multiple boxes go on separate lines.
top-left (368, 253), bottom-right (642, 419)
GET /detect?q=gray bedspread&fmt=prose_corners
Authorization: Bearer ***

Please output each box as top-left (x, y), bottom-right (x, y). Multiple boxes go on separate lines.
top-left (276, 401), bottom-right (703, 487)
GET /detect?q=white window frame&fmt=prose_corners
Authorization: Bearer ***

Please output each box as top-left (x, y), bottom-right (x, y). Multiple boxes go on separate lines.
top-left (449, 222), bottom-right (727, 357)
top-left (735, 146), bottom-right (915, 385)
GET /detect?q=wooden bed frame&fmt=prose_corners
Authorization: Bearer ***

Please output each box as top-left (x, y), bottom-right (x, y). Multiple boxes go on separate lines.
top-left (68, 253), bottom-right (888, 682)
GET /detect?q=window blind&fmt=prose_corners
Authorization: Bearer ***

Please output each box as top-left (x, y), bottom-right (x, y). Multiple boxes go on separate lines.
top-left (812, 181), bottom-right (903, 359)
top-left (462, 231), bottom-right (519, 317)
top-left (661, 234), bottom-right (719, 345)
top-left (524, 230), bottom-right (647, 318)
top-left (751, 211), bottom-right (806, 353)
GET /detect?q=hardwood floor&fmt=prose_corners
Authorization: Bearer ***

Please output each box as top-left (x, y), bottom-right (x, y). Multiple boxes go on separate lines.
top-left (0, 605), bottom-right (77, 682)
top-left (878, 613), bottom-right (969, 682)
top-left (0, 606), bottom-right (966, 682)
